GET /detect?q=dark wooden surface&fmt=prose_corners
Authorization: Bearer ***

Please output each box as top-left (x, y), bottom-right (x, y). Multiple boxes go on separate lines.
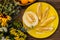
top-left (20, 0), bottom-right (60, 40)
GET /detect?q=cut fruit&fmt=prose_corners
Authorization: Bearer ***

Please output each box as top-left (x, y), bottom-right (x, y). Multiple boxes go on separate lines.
top-left (35, 25), bottom-right (53, 32)
top-left (20, 0), bottom-right (28, 4)
top-left (42, 7), bottom-right (50, 18)
top-left (23, 2), bottom-right (59, 38)
top-left (23, 11), bottom-right (38, 28)
top-left (41, 7), bottom-right (50, 23)
top-left (37, 3), bottom-right (42, 20)
top-left (40, 16), bottom-right (55, 26)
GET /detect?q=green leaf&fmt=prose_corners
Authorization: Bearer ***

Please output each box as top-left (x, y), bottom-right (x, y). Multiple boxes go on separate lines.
top-left (9, 10), bottom-right (15, 15)
top-left (0, 4), bottom-right (2, 7)
top-left (0, 33), bottom-right (3, 39)
top-left (10, 37), bottom-right (14, 40)
top-left (0, 8), bottom-right (2, 12)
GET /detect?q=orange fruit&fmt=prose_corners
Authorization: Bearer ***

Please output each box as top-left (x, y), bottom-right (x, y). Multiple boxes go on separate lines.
top-left (28, 0), bottom-right (35, 3)
top-left (20, 0), bottom-right (28, 5)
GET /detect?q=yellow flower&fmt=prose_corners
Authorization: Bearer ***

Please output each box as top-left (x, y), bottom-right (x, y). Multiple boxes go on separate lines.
top-left (20, 37), bottom-right (24, 40)
top-left (14, 37), bottom-right (20, 40)
top-left (14, 33), bottom-right (19, 37)
top-left (0, 14), bottom-right (11, 27)
top-left (10, 28), bottom-right (19, 37)
top-left (1, 18), bottom-right (8, 27)
top-left (17, 30), bottom-right (24, 36)
top-left (7, 15), bottom-right (11, 21)
top-left (14, 37), bottom-right (25, 40)
top-left (6, 36), bottom-right (10, 40)
top-left (10, 28), bottom-right (27, 40)
top-left (10, 28), bottom-right (16, 35)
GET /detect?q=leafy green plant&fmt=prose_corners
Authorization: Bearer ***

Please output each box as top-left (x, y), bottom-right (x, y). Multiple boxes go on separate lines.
top-left (0, 0), bottom-right (27, 40)
top-left (0, 0), bottom-right (21, 16)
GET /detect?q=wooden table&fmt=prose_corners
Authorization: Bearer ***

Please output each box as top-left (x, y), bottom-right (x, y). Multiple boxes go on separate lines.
top-left (19, 0), bottom-right (60, 40)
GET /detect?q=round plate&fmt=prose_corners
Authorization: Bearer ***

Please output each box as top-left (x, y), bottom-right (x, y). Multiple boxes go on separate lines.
top-left (23, 2), bottom-right (59, 38)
